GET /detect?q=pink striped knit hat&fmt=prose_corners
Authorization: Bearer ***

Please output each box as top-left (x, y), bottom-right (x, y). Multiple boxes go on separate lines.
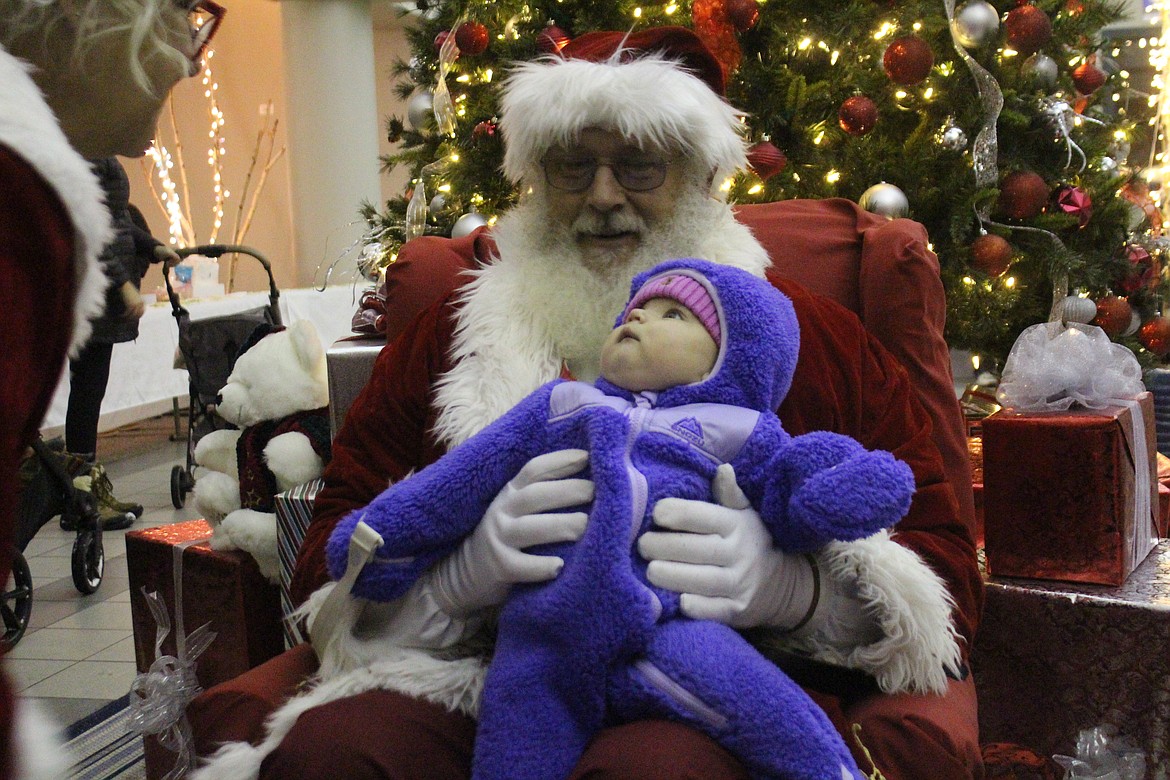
top-left (622, 272), bottom-right (721, 346)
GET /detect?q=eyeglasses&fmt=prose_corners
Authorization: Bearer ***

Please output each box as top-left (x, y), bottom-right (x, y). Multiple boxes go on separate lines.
top-left (177, 0), bottom-right (226, 64)
top-left (541, 154), bottom-right (676, 193)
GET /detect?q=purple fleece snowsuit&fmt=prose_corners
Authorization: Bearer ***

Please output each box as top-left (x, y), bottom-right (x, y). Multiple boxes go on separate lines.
top-left (327, 259), bottom-right (916, 780)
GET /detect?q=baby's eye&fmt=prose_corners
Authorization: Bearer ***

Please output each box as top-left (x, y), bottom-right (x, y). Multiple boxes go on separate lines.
top-left (663, 307), bottom-right (685, 320)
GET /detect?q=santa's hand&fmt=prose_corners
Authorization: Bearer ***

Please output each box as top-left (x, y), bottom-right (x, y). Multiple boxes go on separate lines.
top-left (638, 463), bottom-right (817, 630)
top-left (429, 449), bottom-right (592, 617)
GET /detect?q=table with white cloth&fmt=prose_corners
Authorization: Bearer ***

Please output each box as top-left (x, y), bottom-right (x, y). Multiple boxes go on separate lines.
top-left (41, 286), bottom-right (359, 434)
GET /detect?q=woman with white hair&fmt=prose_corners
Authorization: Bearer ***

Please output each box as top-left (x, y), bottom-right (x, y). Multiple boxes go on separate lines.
top-left (0, 2), bottom-right (222, 776)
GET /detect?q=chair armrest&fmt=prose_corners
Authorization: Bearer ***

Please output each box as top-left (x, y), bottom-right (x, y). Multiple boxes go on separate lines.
top-left (190, 643), bottom-right (320, 753)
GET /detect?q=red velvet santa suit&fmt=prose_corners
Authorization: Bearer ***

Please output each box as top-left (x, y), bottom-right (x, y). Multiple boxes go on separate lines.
top-left (0, 45), bottom-right (111, 780)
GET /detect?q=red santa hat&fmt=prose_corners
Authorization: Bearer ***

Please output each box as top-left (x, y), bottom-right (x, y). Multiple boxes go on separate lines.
top-left (498, 26), bottom-right (747, 190)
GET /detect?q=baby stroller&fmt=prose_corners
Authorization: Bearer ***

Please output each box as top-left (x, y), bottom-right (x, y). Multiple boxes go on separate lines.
top-left (4, 439), bottom-right (105, 649)
top-left (166, 245), bottom-right (281, 509)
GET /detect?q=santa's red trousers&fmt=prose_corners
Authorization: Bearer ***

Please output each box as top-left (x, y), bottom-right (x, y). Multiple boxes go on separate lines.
top-left (1, 147), bottom-right (80, 780)
top-left (254, 671), bottom-right (982, 779)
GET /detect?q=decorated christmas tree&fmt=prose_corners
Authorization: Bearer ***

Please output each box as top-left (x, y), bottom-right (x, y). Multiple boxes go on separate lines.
top-left (360, 0), bottom-right (1165, 369)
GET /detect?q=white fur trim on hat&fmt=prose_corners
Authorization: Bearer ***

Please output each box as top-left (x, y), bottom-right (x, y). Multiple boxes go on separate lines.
top-left (499, 55), bottom-right (747, 188)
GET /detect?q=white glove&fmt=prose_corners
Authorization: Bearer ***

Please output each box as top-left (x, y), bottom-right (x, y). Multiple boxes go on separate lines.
top-left (429, 448), bottom-right (592, 617)
top-left (638, 463), bottom-right (817, 630)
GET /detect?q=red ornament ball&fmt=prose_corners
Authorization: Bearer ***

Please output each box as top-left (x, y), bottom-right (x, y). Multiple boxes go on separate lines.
top-left (726, 0), bottom-right (761, 32)
top-left (839, 95), bottom-right (879, 136)
top-left (746, 140), bottom-right (786, 180)
top-left (455, 21), bottom-right (489, 56)
top-left (998, 170), bottom-right (1049, 220)
top-left (970, 233), bottom-right (1014, 277)
top-left (882, 36), bottom-right (934, 86)
top-left (434, 30), bottom-right (452, 55)
top-left (537, 24), bottom-right (570, 54)
top-left (1005, 5), bottom-right (1053, 56)
top-left (1072, 59), bottom-right (1107, 94)
top-left (1139, 316), bottom-right (1170, 357)
top-left (473, 119), bottom-right (498, 140)
top-left (1053, 184), bottom-right (1092, 228)
top-left (1091, 295), bottom-right (1134, 338)
top-left (1117, 244), bottom-right (1159, 294)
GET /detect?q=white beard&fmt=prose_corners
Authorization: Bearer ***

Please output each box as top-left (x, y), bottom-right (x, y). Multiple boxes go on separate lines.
top-left (431, 189), bottom-right (770, 448)
top-left (494, 191), bottom-right (770, 381)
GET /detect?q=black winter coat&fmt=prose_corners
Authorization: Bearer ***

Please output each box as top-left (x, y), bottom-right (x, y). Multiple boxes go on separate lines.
top-left (89, 157), bottom-right (162, 344)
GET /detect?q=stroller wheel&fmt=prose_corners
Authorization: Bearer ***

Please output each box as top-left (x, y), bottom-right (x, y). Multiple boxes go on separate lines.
top-left (2, 552), bottom-right (33, 650)
top-left (171, 465), bottom-right (192, 509)
top-left (71, 529), bottom-right (104, 595)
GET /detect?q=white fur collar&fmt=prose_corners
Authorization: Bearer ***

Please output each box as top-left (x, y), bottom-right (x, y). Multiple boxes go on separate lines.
top-left (431, 203), bottom-right (769, 449)
top-left (0, 46), bottom-right (111, 354)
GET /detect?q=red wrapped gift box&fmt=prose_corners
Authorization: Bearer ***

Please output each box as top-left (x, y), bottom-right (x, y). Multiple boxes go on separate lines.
top-left (982, 393), bottom-right (1159, 586)
top-left (127, 520), bottom-right (284, 779)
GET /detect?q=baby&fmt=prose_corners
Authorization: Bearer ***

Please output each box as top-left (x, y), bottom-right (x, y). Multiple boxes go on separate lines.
top-left (328, 258), bottom-right (915, 780)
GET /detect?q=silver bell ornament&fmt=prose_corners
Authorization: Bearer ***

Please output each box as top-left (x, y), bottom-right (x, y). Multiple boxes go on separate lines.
top-left (952, 0), bottom-right (1000, 49)
top-left (1023, 54), bottom-right (1059, 92)
top-left (1055, 295), bottom-right (1097, 326)
top-left (858, 182), bottom-right (909, 219)
top-left (1109, 136), bottom-right (1131, 165)
top-left (451, 211), bottom-right (489, 238)
top-left (407, 90), bottom-right (435, 131)
top-left (1097, 156), bottom-right (1120, 177)
top-left (938, 121), bottom-right (968, 152)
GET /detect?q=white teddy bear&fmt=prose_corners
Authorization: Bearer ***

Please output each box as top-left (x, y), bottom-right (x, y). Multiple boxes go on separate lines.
top-left (192, 320), bottom-right (331, 582)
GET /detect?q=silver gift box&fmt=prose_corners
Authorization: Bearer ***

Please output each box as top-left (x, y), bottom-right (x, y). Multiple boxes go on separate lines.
top-left (325, 337), bottom-right (384, 438)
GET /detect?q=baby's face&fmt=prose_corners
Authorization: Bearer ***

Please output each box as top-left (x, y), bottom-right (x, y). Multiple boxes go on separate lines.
top-left (600, 297), bottom-right (718, 392)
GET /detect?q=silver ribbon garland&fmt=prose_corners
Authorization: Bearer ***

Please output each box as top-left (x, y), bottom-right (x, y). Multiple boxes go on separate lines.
top-left (127, 537), bottom-right (217, 780)
top-left (944, 1), bottom-right (1082, 318)
top-left (943, 0), bottom-right (1004, 197)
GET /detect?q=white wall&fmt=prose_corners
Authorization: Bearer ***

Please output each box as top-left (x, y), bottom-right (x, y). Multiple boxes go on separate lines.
top-left (126, 0), bottom-right (411, 293)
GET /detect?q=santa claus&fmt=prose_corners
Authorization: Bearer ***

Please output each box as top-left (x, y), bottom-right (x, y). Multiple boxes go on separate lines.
top-left (195, 26), bottom-right (982, 780)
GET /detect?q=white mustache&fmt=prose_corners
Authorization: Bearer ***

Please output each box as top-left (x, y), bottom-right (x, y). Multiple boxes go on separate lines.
top-left (573, 212), bottom-right (645, 237)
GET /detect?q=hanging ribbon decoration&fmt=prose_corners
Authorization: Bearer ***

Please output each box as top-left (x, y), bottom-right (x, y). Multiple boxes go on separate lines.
top-left (1039, 95), bottom-right (1106, 172)
top-left (944, 0), bottom-right (1079, 321)
top-left (943, 0), bottom-right (1004, 199)
top-left (127, 538), bottom-right (217, 780)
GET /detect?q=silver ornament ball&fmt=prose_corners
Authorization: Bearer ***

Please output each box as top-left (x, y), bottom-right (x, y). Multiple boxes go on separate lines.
top-left (858, 183), bottom-right (909, 219)
top-left (952, 0), bottom-right (1000, 49)
top-left (1056, 295), bottom-right (1097, 326)
top-left (451, 211), bottom-right (489, 238)
top-left (1023, 54), bottom-right (1059, 91)
top-left (939, 124), bottom-right (968, 152)
top-left (407, 90), bottom-right (435, 131)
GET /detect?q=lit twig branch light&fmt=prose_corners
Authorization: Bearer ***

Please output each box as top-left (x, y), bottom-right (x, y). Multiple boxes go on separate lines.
top-left (1148, 2), bottom-right (1170, 218)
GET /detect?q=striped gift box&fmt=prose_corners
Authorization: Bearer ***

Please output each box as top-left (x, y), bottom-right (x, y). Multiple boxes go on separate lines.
top-left (274, 477), bottom-right (324, 647)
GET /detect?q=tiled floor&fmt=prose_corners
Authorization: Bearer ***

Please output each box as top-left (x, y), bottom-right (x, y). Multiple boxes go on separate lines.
top-left (9, 427), bottom-right (201, 728)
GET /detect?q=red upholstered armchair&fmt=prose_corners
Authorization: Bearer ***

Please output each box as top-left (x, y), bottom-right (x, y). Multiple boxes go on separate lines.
top-left (185, 197), bottom-right (976, 760)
